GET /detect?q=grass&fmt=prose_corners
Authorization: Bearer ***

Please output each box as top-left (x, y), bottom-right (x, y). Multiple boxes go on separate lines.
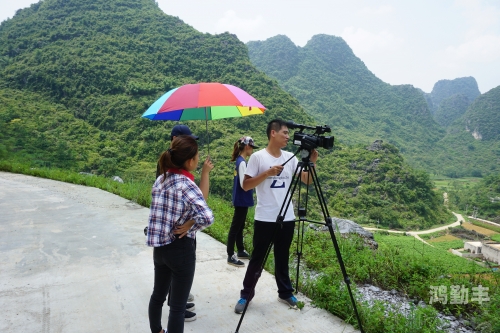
top-left (432, 176), bottom-right (482, 191)
top-left (468, 218), bottom-right (500, 233)
top-left (2, 161), bottom-right (499, 333)
top-left (427, 238), bottom-right (465, 251)
top-left (462, 222), bottom-right (498, 236)
top-left (428, 234), bottom-right (462, 242)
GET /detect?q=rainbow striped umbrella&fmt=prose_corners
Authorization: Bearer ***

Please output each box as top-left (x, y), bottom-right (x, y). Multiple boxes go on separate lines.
top-left (142, 82), bottom-right (266, 121)
top-left (142, 83), bottom-right (266, 154)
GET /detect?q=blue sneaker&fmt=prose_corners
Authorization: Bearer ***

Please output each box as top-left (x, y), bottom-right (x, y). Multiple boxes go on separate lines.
top-left (234, 298), bottom-right (248, 314)
top-left (278, 295), bottom-right (298, 308)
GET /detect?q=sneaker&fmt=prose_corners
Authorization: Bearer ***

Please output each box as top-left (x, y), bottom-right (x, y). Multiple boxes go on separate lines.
top-left (237, 250), bottom-right (250, 259)
top-left (187, 293), bottom-right (194, 302)
top-left (184, 310), bottom-right (196, 322)
top-left (186, 303), bottom-right (195, 312)
top-left (278, 296), bottom-right (298, 308)
top-left (228, 254), bottom-right (245, 267)
top-left (234, 298), bottom-right (248, 314)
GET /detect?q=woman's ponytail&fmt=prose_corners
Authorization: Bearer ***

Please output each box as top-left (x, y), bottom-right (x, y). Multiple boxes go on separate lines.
top-left (158, 135), bottom-right (198, 181)
top-left (230, 139), bottom-right (245, 162)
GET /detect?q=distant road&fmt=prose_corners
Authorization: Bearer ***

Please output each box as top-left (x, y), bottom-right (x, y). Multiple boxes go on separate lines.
top-left (363, 212), bottom-right (464, 245)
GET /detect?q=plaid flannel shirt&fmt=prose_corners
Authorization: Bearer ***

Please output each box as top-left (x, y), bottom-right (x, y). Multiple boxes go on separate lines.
top-left (146, 171), bottom-right (214, 247)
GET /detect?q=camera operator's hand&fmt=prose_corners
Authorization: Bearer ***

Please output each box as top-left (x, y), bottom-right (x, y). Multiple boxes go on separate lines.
top-left (267, 165), bottom-right (284, 176)
top-left (310, 149), bottom-right (319, 164)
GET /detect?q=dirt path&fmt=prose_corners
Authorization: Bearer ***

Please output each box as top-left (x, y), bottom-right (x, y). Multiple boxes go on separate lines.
top-left (363, 212), bottom-right (463, 245)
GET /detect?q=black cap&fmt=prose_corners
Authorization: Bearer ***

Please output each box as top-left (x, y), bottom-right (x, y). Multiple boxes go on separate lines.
top-left (171, 124), bottom-right (199, 140)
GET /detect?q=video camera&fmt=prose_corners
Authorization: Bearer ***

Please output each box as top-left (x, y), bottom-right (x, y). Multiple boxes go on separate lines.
top-left (285, 121), bottom-right (334, 151)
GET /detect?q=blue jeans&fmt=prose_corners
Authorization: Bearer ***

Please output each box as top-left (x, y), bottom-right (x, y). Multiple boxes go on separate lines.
top-left (240, 220), bottom-right (295, 301)
top-left (149, 236), bottom-right (196, 333)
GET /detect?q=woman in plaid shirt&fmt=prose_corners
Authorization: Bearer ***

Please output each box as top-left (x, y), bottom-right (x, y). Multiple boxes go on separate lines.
top-left (147, 135), bottom-right (214, 333)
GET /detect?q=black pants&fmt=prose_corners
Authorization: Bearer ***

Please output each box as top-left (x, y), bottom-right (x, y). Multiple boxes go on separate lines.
top-left (149, 237), bottom-right (196, 333)
top-left (227, 206), bottom-right (249, 256)
top-left (240, 220), bottom-right (295, 301)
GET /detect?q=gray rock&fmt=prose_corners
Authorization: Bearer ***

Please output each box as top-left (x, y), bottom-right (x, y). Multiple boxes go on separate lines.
top-left (309, 217), bottom-right (378, 249)
top-left (330, 217), bottom-right (375, 240)
top-left (112, 176), bottom-right (124, 183)
top-left (367, 140), bottom-right (384, 151)
top-left (357, 284), bottom-right (477, 333)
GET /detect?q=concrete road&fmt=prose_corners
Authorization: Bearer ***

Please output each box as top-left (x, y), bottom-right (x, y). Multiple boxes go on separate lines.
top-left (0, 172), bottom-right (359, 333)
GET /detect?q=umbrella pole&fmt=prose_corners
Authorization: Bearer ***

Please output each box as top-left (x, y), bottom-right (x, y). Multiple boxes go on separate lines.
top-left (205, 107), bottom-right (210, 156)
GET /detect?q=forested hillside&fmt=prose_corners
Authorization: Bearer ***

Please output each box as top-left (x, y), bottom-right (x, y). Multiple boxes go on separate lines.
top-left (425, 76), bottom-right (480, 115)
top-left (247, 34), bottom-right (500, 177)
top-left (247, 34), bottom-right (445, 167)
top-left (433, 94), bottom-right (469, 127)
top-left (448, 173), bottom-right (500, 221)
top-left (459, 86), bottom-right (500, 142)
top-left (431, 86), bottom-right (500, 178)
top-left (0, 0), bottom-right (451, 229)
top-left (423, 77), bottom-right (481, 128)
top-left (0, 0), bottom-right (309, 173)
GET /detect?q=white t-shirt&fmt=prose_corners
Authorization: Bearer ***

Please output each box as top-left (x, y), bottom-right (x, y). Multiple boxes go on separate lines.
top-left (245, 148), bottom-right (299, 222)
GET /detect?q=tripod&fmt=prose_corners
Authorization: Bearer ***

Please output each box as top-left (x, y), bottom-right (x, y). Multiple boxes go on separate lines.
top-left (234, 148), bottom-right (365, 333)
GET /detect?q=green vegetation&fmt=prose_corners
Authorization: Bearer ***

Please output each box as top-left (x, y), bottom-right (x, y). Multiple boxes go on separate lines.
top-left (457, 86), bottom-right (500, 142)
top-left (314, 142), bottom-right (451, 230)
top-left (429, 239), bottom-right (465, 251)
top-left (432, 176), bottom-right (481, 191)
top-left (433, 94), bottom-right (470, 127)
top-left (470, 219), bottom-right (500, 233)
top-left (426, 77), bottom-right (480, 114)
top-left (247, 36), bottom-right (500, 177)
top-left (0, 0), bottom-right (452, 231)
top-left (247, 34), bottom-right (444, 166)
top-left (448, 174), bottom-right (500, 221)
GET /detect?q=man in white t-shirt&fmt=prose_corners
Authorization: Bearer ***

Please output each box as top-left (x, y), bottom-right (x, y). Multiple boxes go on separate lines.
top-left (234, 119), bottom-right (319, 314)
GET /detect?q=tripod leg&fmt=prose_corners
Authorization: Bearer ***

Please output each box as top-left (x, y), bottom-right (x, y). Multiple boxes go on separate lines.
top-left (309, 165), bottom-right (365, 333)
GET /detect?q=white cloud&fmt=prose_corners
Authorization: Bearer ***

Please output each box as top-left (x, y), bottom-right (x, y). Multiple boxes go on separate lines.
top-left (440, 34), bottom-right (500, 69)
top-left (455, 0), bottom-right (499, 36)
top-left (215, 10), bottom-right (264, 34)
top-left (437, 1), bottom-right (500, 69)
top-left (341, 27), bottom-right (400, 53)
top-left (359, 5), bottom-right (394, 16)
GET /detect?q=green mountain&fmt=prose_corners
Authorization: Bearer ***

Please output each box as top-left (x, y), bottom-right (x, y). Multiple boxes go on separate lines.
top-left (426, 77), bottom-right (480, 114)
top-left (460, 85), bottom-right (500, 142)
top-left (0, 0), bottom-right (451, 229)
top-left (247, 34), bottom-right (445, 169)
top-left (0, 0), bottom-right (309, 172)
top-left (246, 34), bottom-right (499, 177)
top-left (434, 93), bottom-right (470, 127)
top-left (422, 77), bottom-right (481, 128)
top-left (428, 85), bottom-right (500, 178)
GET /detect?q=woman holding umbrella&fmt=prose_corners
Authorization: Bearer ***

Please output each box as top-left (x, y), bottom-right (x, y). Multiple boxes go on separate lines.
top-left (146, 135), bottom-right (214, 333)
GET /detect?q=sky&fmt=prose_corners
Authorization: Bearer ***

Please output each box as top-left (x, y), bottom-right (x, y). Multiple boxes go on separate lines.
top-left (1, 0), bottom-right (499, 93)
